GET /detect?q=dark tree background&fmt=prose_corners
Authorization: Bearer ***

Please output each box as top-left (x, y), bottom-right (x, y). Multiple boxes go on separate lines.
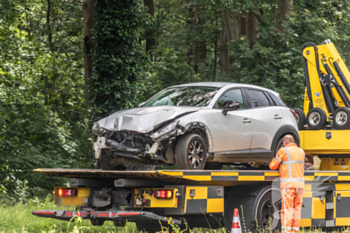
top-left (1, 0), bottom-right (350, 199)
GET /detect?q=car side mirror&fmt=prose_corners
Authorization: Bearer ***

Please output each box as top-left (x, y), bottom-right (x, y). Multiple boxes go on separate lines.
top-left (138, 102), bottom-right (146, 107)
top-left (222, 100), bottom-right (240, 115)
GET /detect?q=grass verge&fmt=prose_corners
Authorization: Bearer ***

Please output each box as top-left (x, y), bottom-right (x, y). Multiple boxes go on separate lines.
top-left (0, 196), bottom-right (136, 233)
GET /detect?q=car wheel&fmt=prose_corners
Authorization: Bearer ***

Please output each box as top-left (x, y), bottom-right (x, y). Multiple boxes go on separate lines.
top-left (306, 108), bottom-right (327, 130)
top-left (292, 108), bottom-right (306, 130)
top-left (274, 134), bottom-right (299, 156)
top-left (275, 137), bottom-right (284, 153)
top-left (175, 134), bottom-right (207, 170)
top-left (334, 107), bottom-right (350, 129)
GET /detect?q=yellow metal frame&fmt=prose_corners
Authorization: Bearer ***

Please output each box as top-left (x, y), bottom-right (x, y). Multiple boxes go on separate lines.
top-left (134, 188), bottom-right (178, 208)
top-left (299, 130), bottom-right (350, 155)
top-left (183, 186), bottom-right (224, 214)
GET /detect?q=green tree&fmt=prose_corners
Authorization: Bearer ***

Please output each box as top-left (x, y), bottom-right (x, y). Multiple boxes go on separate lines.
top-left (91, 0), bottom-right (150, 120)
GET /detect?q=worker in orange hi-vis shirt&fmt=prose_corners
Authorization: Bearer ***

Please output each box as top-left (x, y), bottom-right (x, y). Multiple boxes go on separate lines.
top-left (270, 135), bottom-right (305, 233)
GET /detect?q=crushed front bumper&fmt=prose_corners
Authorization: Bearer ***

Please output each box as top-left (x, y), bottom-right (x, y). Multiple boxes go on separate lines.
top-left (32, 209), bottom-right (181, 225)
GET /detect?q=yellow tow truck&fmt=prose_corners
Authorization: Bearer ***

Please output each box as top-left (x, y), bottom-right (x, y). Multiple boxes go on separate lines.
top-left (32, 40), bottom-right (350, 232)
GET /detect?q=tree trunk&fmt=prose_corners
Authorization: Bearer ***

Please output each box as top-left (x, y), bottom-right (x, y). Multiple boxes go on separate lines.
top-left (219, 21), bottom-right (230, 76)
top-left (194, 7), bottom-right (206, 73)
top-left (186, 0), bottom-right (206, 73)
top-left (144, 0), bottom-right (155, 55)
top-left (83, 0), bottom-right (95, 115)
top-left (246, 12), bottom-right (258, 48)
top-left (219, 9), bottom-right (236, 76)
top-left (277, 0), bottom-right (293, 32)
top-left (222, 9), bottom-right (234, 41)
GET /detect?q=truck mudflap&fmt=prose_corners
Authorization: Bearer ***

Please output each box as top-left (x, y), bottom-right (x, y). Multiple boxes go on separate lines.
top-left (32, 210), bottom-right (182, 225)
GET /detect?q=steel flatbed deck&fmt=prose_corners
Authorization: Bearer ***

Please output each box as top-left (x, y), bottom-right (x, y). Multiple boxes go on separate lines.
top-left (34, 168), bottom-right (350, 183)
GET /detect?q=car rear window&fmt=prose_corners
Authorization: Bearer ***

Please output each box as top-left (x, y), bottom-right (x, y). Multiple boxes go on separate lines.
top-left (246, 89), bottom-right (270, 107)
top-left (267, 92), bottom-right (286, 107)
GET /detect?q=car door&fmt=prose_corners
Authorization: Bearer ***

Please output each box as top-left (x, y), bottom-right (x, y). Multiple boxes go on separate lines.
top-left (244, 88), bottom-right (284, 152)
top-left (211, 88), bottom-right (253, 152)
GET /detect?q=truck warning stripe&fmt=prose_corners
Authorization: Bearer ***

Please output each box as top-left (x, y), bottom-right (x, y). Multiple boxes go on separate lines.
top-left (238, 172), bottom-right (265, 176)
top-left (162, 171), bottom-right (350, 183)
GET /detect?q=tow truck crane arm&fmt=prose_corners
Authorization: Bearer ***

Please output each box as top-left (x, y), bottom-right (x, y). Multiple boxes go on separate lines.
top-left (300, 39), bottom-right (350, 130)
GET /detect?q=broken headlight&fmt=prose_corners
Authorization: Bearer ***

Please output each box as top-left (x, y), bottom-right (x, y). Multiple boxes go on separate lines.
top-left (150, 120), bottom-right (179, 141)
top-left (92, 122), bottom-right (105, 136)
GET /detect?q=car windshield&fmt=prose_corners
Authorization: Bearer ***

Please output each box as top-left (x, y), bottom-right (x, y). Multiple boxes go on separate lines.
top-left (143, 86), bottom-right (218, 107)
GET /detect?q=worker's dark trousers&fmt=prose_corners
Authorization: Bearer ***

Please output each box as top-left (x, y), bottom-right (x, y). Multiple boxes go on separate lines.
top-left (281, 188), bottom-right (304, 232)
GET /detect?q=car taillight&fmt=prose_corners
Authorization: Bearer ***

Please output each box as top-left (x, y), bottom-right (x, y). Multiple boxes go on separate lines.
top-left (154, 190), bottom-right (173, 199)
top-left (58, 188), bottom-right (77, 196)
top-left (290, 109), bottom-right (296, 118)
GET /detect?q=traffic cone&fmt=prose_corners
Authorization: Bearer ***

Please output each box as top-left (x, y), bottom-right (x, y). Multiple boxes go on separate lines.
top-left (231, 208), bottom-right (242, 233)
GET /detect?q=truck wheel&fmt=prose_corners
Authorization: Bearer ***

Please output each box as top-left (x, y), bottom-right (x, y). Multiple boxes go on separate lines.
top-left (306, 108), bottom-right (327, 130)
top-left (254, 186), bottom-right (281, 231)
top-left (292, 108), bottom-right (306, 130)
top-left (334, 107), bottom-right (350, 129)
top-left (175, 134), bottom-right (207, 170)
top-left (224, 185), bottom-right (281, 232)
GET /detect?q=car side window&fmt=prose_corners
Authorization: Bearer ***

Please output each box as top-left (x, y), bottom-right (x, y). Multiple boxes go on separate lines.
top-left (217, 89), bottom-right (244, 109)
top-left (246, 89), bottom-right (270, 107)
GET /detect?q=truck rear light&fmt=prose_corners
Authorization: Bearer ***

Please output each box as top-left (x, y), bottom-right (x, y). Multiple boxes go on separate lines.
top-left (58, 188), bottom-right (77, 196)
top-left (154, 190), bottom-right (173, 199)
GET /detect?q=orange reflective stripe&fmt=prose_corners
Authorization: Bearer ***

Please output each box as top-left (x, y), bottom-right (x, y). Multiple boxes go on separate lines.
top-left (281, 160), bottom-right (304, 165)
top-left (281, 178), bottom-right (304, 183)
top-left (275, 157), bottom-right (282, 162)
top-left (284, 147), bottom-right (293, 178)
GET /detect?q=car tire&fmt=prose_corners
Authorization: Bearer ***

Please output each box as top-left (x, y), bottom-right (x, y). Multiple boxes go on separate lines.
top-left (306, 108), bottom-right (327, 130)
top-left (292, 108), bottom-right (306, 130)
top-left (274, 134), bottom-right (299, 157)
top-left (175, 133), bottom-right (207, 170)
top-left (334, 107), bottom-right (350, 129)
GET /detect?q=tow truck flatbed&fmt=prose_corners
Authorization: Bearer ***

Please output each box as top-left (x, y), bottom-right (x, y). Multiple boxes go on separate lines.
top-left (33, 168), bottom-right (350, 231)
top-left (34, 168), bottom-right (350, 183)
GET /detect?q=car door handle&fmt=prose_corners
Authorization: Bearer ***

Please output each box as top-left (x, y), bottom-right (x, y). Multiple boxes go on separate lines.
top-left (274, 114), bottom-right (282, 119)
top-left (243, 118), bottom-right (251, 123)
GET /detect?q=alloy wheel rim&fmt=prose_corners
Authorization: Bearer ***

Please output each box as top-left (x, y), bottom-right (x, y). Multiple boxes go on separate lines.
top-left (309, 112), bottom-right (321, 126)
top-left (336, 111), bottom-right (348, 126)
top-left (188, 140), bottom-right (204, 168)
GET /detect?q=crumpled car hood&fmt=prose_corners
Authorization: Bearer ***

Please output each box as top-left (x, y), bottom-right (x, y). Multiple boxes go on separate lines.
top-left (97, 106), bottom-right (201, 133)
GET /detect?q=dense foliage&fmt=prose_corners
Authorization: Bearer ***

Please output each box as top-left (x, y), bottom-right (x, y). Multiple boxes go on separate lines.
top-left (91, 0), bottom-right (150, 120)
top-left (144, 0), bottom-right (350, 107)
top-left (0, 0), bottom-right (91, 199)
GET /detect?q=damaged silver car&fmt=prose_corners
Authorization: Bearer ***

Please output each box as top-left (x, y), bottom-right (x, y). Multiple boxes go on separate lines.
top-left (92, 82), bottom-right (299, 170)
